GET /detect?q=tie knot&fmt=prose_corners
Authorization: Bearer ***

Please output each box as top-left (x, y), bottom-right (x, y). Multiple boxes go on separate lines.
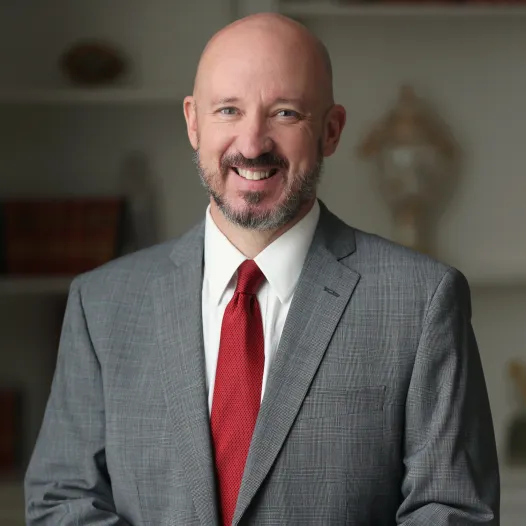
top-left (235, 260), bottom-right (265, 295)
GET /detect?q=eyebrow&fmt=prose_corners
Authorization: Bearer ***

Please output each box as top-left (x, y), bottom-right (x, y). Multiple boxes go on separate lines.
top-left (273, 98), bottom-right (304, 107)
top-left (212, 97), bottom-right (240, 106)
top-left (211, 96), bottom-right (306, 108)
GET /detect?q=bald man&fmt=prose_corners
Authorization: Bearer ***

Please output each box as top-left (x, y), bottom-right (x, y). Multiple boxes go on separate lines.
top-left (25, 13), bottom-right (499, 526)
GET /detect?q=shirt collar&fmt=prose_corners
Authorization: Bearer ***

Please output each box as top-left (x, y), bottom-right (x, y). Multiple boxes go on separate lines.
top-left (254, 200), bottom-right (319, 303)
top-left (204, 208), bottom-right (246, 306)
top-left (204, 200), bottom-right (320, 305)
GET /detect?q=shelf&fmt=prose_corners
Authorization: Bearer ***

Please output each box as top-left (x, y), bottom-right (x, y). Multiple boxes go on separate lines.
top-left (0, 277), bottom-right (72, 295)
top-left (280, 2), bottom-right (526, 17)
top-left (468, 274), bottom-right (526, 289)
top-left (0, 88), bottom-right (184, 105)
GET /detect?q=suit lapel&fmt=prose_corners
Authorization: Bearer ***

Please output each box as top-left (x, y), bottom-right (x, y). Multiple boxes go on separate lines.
top-left (233, 203), bottom-right (361, 525)
top-left (152, 223), bottom-right (220, 526)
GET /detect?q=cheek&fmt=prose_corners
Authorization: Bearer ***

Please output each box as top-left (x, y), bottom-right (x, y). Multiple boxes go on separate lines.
top-left (278, 131), bottom-right (319, 170)
top-left (275, 126), bottom-right (320, 159)
top-left (199, 130), bottom-right (235, 166)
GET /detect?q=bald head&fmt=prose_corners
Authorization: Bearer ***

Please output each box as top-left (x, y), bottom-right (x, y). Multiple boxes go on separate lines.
top-left (182, 12), bottom-right (346, 239)
top-left (194, 13), bottom-right (334, 107)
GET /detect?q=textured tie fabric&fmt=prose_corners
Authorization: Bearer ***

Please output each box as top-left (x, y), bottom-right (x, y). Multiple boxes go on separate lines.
top-left (210, 259), bottom-right (266, 526)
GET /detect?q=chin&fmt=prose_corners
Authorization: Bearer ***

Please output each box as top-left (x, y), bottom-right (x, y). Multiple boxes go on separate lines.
top-left (217, 195), bottom-right (300, 232)
top-left (234, 195), bottom-right (284, 215)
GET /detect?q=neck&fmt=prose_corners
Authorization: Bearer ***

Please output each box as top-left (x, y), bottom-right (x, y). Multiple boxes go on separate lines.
top-left (210, 199), bottom-right (316, 259)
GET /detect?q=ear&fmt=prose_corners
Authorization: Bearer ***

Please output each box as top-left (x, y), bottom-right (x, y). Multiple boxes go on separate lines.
top-left (183, 96), bottom-right (198, 150)
top-left (321, 104), bottom-right (346, 157)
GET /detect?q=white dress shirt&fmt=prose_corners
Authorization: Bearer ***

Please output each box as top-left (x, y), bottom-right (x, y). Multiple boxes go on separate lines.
top-left (202, 200), bottom-right (320, 413)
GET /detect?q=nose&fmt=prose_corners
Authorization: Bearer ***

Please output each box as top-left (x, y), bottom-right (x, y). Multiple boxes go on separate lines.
top-left (235, 114), bottom-right (274, 160)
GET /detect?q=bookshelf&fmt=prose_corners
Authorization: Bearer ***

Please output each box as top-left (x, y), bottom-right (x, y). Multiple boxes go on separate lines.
top-left (0, 277), bottom-right (72, 296)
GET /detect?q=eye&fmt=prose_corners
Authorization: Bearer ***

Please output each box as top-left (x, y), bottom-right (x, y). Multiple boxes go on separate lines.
top-left (218, 107), bottom-right (238, 116)
top-left (276, 109), bottom-right (301, 119)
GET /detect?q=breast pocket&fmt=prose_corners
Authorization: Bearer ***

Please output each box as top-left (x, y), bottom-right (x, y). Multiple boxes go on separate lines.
top-left (299, 385), bottom-right (386, 420)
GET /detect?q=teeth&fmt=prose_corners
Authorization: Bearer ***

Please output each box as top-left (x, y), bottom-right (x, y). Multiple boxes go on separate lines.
top-left (237, 168), bottom-right (272, 180)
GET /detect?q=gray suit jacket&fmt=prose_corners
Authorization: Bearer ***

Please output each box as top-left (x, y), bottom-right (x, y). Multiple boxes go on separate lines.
top-left (25, 201), bottom-right (499, 525)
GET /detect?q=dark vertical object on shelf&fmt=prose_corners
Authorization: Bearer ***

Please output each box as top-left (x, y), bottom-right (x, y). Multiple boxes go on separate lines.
top-left (0, 202), bottom-right (6, 275)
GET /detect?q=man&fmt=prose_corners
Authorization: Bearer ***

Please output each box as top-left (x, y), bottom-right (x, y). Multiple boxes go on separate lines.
top-left (25, 13), bottom-right (499, 526)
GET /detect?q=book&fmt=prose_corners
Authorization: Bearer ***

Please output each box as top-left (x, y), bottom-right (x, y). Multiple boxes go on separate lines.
top-left (0, 197), bottom-right (126, 276)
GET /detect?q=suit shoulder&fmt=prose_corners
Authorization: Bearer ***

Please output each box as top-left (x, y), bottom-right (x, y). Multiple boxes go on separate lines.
top-left (71, 219), bottom-right (205, 295)
top-left (68, 240), bottom-right (175, 298)
top-left (351, 229), bottom-right (467, 292)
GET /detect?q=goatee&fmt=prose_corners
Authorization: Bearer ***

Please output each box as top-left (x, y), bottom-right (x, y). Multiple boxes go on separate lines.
top-left (193, 145), bottom-right (323, 231)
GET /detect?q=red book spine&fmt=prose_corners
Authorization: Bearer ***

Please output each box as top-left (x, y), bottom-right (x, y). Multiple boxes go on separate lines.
top-left (2, 198), bottom-right (124, 276)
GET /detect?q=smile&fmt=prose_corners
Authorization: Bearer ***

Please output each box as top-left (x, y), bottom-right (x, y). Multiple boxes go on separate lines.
top-left (232, 167), bottom-right (279, 181)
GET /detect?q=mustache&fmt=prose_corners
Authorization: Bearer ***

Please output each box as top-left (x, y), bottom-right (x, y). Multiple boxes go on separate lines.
top-left (221, 152), bottom-right (289, 171)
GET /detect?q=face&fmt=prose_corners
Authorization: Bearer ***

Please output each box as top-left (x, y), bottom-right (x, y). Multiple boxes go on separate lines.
top-left (185, 25), bottom-right (345, 231)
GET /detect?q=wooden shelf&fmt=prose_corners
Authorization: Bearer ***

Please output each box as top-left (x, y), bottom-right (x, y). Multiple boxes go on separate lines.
top-left (281, 2), bottom-right (526, 17)
top-left (0, 88), bottom-right (184, 105)
top-left (0, 277), bottom-right (72, 295)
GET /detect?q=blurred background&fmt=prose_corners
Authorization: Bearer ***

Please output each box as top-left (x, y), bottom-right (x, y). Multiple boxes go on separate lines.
top-left (0, 0), bottom-right (525, 524)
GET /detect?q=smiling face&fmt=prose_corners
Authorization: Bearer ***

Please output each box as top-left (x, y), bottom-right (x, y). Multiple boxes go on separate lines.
top-left (184, 15), bottom-right (345, 231)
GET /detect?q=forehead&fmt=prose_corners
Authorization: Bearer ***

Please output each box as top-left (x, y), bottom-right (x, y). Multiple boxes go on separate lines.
top-left (199, 34), bottom-right (321, 106)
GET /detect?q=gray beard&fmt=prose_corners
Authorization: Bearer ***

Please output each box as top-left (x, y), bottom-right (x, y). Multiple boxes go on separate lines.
top-left (193, 147), bottom-right (324, 232)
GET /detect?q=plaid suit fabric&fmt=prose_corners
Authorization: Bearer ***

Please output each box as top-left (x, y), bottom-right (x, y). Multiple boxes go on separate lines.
top-left (25, 201), bottom-right (499, 525)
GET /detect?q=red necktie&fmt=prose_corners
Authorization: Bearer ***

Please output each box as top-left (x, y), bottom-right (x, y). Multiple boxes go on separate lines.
top-left (210, 260), bottom-right (265, 526)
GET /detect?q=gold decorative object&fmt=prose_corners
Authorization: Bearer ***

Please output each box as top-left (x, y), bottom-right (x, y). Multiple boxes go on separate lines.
top-left (357, 85), bottom-right (460, 255)
top-left (506, 359), bottom-right (526, 466)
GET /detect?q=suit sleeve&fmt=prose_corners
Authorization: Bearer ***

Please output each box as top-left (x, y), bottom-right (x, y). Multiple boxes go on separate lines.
top-left (397, 268), bottom-right (500, 525)
top-left (24, 278), bottom-right (130, 525)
